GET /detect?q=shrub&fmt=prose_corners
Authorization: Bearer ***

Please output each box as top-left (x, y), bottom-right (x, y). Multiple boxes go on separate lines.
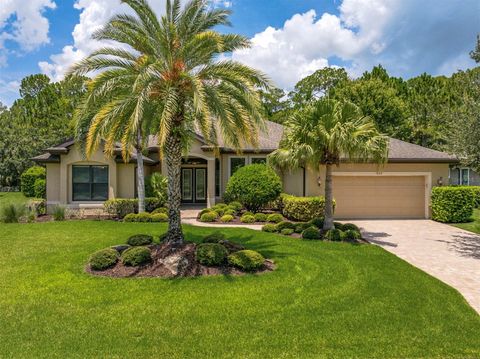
top-left (212, 205), bottom-right (226, 216)
top-left (254, 213), bottom-right (267, 222)
top-left (151, 213), bottom-right (168, 222)
top-left (342, 223), bottom-right (360, 232)
top-left (200, 212), bottom-right (218, 222)
top-left (242, 211), bottom-right (254, 217)
top-left (127, 234), bottom-right (153, 246)
top-left (325, 229), bottom-right (343, 242)
top-left (469, 187), bottom-right (480, 208)
top-left (281, 228), bottom-right (294, 236)
top-left (135, 212), bottom-right (152, 222)
top-left (196, 243), bottom-right (228, 266)
top-left (309, 217), bottom-right (324, 229)
top-left (151, 207), bottom-right (168, 215)
top-left (334, 222), bottom-right (344, 231)
top-left (343, 229), bottom-right (362, 241)
top-left (302, 226), bottom-right (321, 240)
top-left (267, 213), bottom-right (283, 223)
top-left (89, 248), bottom-right (119, 271)
top-left (145, 172), bottom-right (167, 201)
top-left (28, 199), bottom-right (46, 216)
top-left (199, 208), bottom-right (213, 216)
top-left (224, 209), bottom-right (236, 216)
top-left (227, 201), bottom-right (243, 211)
top-left (276, 221), bottom-right (295, 232)
top-left (21, 166), bottom-right (46, 197)
top-left (121, 247), bottom-right (152, 266)
top-left (0, 203), bottom-right (26, 223)
top-left (224, 164), bottom-right (282, 212)
top-left (220, 214), bottom-right (234, 223)
top-left (294, 222), bottom-right (310, 233)
top-left (52, 205), bottom-right (66, 221)
top-left (144, 198), bottom-right (164, 212)
top-left (33, 178), bottom-right (46, 199)
top-left (228, 250), bottom-right (265, 272)
top-left (262, 223), bottom-right (277, 233)
top-left (431, 187), bottom-right (475, 223)
top-left (104, 198), bottom-right (164, 218)
top-left (203, 232), bottom-right (226, 243)
top-left (123, 213), bottom-right (137, 222)
top-left (282, 195), bottom-right (328, 221)
top-left (240, 214), bottom-right (256, 223)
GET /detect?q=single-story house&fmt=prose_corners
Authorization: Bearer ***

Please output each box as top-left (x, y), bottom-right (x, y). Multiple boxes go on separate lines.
top-left (33, 120), bottom-right (458, 219)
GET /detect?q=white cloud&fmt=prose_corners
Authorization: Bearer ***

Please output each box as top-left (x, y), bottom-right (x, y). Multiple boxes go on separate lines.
top-left (0, 79), bottom-right (20, 106)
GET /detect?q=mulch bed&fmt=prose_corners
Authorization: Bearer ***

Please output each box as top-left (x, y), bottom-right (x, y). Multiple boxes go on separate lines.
top-left (86, 242), bottom-right (275, 279)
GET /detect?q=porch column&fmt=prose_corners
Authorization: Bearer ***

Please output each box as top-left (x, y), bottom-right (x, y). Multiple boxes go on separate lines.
top-left (207, 158), bottom-right (216, 207)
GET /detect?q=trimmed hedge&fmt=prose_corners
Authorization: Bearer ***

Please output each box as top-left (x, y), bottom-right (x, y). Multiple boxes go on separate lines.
top-left (262, 224), bottom-right (277, 233)
top-left (104, 198), bottom-right (164, 218)
top-left (124, 212), bottom-right (168, 222)
top-left (281, 228), bottom-right (294, 236)
top-left (200, 212), bottom-right (218, 222)
top-left (196, 243), bottom-right (228, 266)
top-left (254, 213), bottom-right (267, 222)
top-left (325, 229), bottom-right (343, 242)
top-left (302, 226), bottom-right (321, 240)
top-left (21, 166), bottom-right (46, 198)
top-left (220, 214), bottom-right (234, 223)
top-left (431, 187), bottom-right (475, 223)
top-left (224, 164), bottom-right (282, 212)
top-left (121, 247), bottom-right (152, 266)
top-left (89, 248), bottom-right (119, 270)
top-left (282, 194), bottom-right (328, 222)
top-left (267, 213), bottom-right (283, 223)
top-left (343, 229), bottom-right (362, 241)
top-left (240, 214), bottom-right (256, 223)
top-left (228, 250), bottom-right (265, 272)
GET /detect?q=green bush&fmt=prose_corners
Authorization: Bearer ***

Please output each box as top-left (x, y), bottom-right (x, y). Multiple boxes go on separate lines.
top-left (220, 214), bottom-right (234, 223)
top-left (224, 209), bottom-right (236, 216)
top-left (215, 203), bottom-right (228, 208)
top-left (151, 207), bottom-right (168, 215)
top-left (342, 223), bottom-right (360, 232)
top-left (469, 187), bottom-right (480, 208)
top-left (121, 247), bottom-right (152, 266)
top-left (104, 198), bottom-right (164, 218)
top-left (254, 213), bottom-right (267, 222)
top-left (28, 199), bottom-right (46, 216)
top-left (242, 211), bottom-right (254, 217)
top-left (89, 248), bottom-right (119, 271)
top-left (431, 187), bottom-right (475, 223)
top-left (227, 201), bottom-right (243, 211)
top-left (123, 213), bottom-right (137, 222)
top-left (33, 178), bottom-right (46, 199)
top-left (0, 203), bottom-right (26, 223)
top-left (294, 222), bottom-right (310, 233)
top-left (228, 250), bottom-right (265, 272)
top-left (275, 221), bottom-right (295, 231)
top-left (196, 243), bottom-right (228, 266)
top-left (302, 226), bottom-right (321, 240)
top-left (282, 195), bottom-right (328, 221)
top-left (281, 228), bottom-right (294, 236)
top-left (199, 208), bottom-right (213, 216)
top-left (267, 213), bottom-right (283, 223)
top-left (200, 212), bottom-right (218, 222)
top-left (127, 234), bottom-right (153, 246)
top-left (212, 205), bottom-right (227, 216)
top-left (224, 164), bottom-right (282, 212)
top-left (135, 212), bottom-right (152, 222)
top-left (343, 229), bottom-right (362, 241)
top-left (145, 172), bottom-right (167, 201)
top-left (52, 205), bottom-right (66, 221)
top-left (325, 229), bottom-right (343, 242)
top-left (262, 223), bottom-right (277, 233)
top-left (203, 232), bottom-right (226, 243)
top-left (21, 166), bottom-right (46, 197)
top-left (151, 213), bottom-right (168, 222)
top-left (123, 213), bottom-right (166, 222)
top-left (334, 222), bottom-right (344, 231)
top-left (309, 217), bottom-right (324, 229)
top-left (240, 214), bottom-right (256, 223)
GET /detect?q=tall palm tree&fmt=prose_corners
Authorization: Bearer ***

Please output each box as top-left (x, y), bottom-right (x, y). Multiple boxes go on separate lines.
top-left (69, 0), bottom-right (269, 243)
top-left (269, 99), bottom-right (389, 231)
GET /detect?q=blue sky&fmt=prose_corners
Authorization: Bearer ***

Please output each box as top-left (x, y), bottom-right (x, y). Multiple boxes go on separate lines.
top-left (0, 0), bottom-right (478, 106)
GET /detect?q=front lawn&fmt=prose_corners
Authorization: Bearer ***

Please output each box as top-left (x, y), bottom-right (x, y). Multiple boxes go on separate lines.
top-left (454, 208), bottom-right (480, 234)
top-left (0, 221), bottom-right (479, 358)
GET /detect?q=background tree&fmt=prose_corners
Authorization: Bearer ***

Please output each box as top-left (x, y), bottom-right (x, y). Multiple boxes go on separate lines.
top-left (470, 34), bottom-right (480, 63)
top-left (269, 99), bottom-right (388, 230)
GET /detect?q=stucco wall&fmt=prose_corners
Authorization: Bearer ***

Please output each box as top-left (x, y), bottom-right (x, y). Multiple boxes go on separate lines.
top-left (117, 163), bottom-right (136, 198)
top-left (46, 163), bottom-right (60, 204)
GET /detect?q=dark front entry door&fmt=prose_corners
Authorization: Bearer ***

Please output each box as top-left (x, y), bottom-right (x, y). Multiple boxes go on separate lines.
top-left (181, 168), bottom-right (207, 204)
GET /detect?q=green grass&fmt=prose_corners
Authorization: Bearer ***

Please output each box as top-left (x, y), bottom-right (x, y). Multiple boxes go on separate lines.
top-left (454, 208), bottom-right (480, 234)
top-left (0, 192), bottom-right (28, 206)
top-left (0, 221), bottom-right (479, 358)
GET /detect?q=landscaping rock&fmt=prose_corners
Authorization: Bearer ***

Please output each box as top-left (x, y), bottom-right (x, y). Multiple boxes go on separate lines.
top-left (160, 253), bottom-right (191, 276)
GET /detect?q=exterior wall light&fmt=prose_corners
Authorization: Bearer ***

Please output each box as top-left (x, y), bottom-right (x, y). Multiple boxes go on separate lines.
top-left (437, 177), bottom-right (444, 186)
top-left (317, 176), bottom-right (322, 187)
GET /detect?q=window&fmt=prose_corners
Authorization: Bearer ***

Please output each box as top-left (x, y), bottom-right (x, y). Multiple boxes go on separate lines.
top-left (72, 165), bottom-right (109, 201)
top-left (215, 159), bottom-right (220, 197)
top-left (230, 157), bottom-right (246, 176)
top-left (460, 168), bottom-right (470, 186)
top-left (251, 157), bottom-right (267, 165)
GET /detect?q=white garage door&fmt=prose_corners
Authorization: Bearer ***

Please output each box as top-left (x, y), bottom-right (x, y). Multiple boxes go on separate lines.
top-left (333, 175), bottom-right (426, 219)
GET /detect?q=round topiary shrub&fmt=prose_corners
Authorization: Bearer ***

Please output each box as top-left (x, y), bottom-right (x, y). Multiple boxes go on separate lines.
top-left (325, 229), bottom-right (343, 242)
top-left (343, 229), bottom-right (362, 242)
top-left (281, 228), bottom-right (294, 236)
top-left (224, 164), bottom-right (282, 212)
top-left (196, 243), bottom-right (228, 266)
top-left (121, 247), bottom-right (152, 266)
top-left (294, 222), bottom-right (309, 233)
top-left (89, 248), bottom-right (119, 271)
top-left (242, 211), bottom-right (254, 217)
top-left (275, 221), bottom-right (295, 232)
top-left (262, 223), bottom-right (277, 233)
top-left (151, 207), bottom-right (168, 215)
top-left (200, 212), bottom-right (218, 222)
top-left (212, 205), bottom-right (226, 216)
top-left (136, 212), bottom-right (152, 222)
top-left (127, 234), bottom-right (153, 246)
top-left (224, 209), bottom-right (236, 216)
top-left (302, 226), bottom-right (321, 240)
top-left (199, 208), bottom-right (213, 216)
top-left (151, 213), bottom-right (168, 222)
top-left (240, 214), bottom-right (256, 223)
top-left (203, 232), bottom-right (226, 243)
top-left (228, 250), bottom-right (265, 272)
top-left (227, 201), bottom-right (243, 211)
top-left (309, 217), bottom-right (324, 229)
top-left (220, 214), bottom-right (234, 223)
top-left (334, 222), bottom-right (345, 231)
top-left (254, 213), bottom-right (267, 222)
top-left (123, 213), bottom-right (137, 222)
top-left (267, 213), bottom-right (283, 223)
top-left (342, 223), bottom-right (360, 232)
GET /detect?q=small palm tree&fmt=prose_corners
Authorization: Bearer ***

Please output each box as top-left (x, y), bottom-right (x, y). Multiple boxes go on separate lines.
top-left (70, 0), bottom-right (268, 243)
top-left (269, 99), bottom-right (389, 230)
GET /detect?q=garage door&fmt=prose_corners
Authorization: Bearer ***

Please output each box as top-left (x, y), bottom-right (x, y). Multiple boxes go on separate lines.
top-left (333, 175), bottom-right (426, 219)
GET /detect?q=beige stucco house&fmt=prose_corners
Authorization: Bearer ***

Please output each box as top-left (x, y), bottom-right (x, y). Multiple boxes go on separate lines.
top-left (33, 121), bottom-right (458, 219)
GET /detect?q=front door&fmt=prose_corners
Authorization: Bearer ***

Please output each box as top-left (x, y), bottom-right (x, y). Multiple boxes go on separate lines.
top-left (181, 168), bottom-right (207, 204)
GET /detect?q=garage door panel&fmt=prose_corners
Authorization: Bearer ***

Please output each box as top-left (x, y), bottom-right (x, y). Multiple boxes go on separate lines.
top-left (333, 175), bottom-right (426, 219)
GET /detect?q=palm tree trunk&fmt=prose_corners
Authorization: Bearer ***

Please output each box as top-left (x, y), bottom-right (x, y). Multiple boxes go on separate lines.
top-left (323, 163), bottom-right (335, 231)
top-left (136, 129), bottom-right (146, 213)
top-left (164, 133), bottom-right (184, 244)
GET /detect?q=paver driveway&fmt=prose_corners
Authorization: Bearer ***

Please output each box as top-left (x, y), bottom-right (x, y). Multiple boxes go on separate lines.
top-left (350, 220), bottom-right (480, 314)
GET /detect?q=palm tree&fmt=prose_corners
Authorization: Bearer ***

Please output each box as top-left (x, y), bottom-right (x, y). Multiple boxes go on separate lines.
top-left (269, 99), bottom-right (389, 231)
top-left (69, 0), bottom-right (268, 243)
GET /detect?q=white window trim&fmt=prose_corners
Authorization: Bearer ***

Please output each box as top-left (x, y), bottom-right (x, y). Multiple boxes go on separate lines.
top-left (460, 167), bottom-right (470, 186)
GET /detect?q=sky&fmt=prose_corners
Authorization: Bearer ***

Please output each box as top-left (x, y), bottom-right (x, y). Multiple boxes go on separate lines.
top-left (0, 0), bottom-right (479, 106)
